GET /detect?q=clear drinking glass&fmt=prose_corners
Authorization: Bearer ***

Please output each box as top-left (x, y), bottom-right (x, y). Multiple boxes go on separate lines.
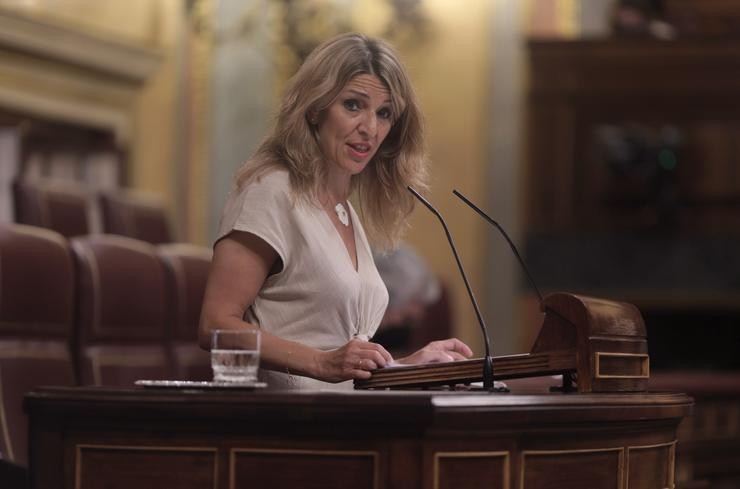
top-left (211, 329), bottom-right (260, 383)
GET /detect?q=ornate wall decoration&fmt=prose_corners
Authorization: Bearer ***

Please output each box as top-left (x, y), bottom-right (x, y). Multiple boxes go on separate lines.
top-left (271, 0), bottom-right (431, 86)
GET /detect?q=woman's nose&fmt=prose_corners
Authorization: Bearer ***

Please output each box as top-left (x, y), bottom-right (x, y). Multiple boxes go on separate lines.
top-left (358, 112), bottom-right (377, 137)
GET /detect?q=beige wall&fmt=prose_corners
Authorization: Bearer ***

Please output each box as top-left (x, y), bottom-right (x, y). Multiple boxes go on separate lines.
top-left (403, 0), bottom-right (493, 352)
top-left (130, 1), bottom-right (188, 242)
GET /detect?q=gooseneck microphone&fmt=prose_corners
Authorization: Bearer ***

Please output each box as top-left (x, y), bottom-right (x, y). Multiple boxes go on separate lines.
top-left (452, 189), bottom-right (544, 309)
top-left (407, 186), bottom-right (494, 390)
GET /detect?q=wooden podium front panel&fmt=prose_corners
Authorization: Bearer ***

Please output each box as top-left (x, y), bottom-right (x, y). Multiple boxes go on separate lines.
top-left (24, 388), bottom-right (692, 489)
top-left (231, 448), bottom-right (378, 489)
top-left (76, 445), bottom-right (217, 489)
top-left (521, 448), bottom-right (623, 489)
top-left (627, 443), bottom-right (675, 489)
top-left (433, 451), bottom-right (509, 489)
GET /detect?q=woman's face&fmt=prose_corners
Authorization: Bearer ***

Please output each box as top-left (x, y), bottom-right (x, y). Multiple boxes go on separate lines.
top-left (315, 74), bottom-right (394, 178)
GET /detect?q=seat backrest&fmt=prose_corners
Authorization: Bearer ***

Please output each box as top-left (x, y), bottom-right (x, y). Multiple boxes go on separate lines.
top-left (71, 235), bottom-right (171, 386)
top-left (99, 190), bottom-right (172, 244)
top-left (0, 224), bottom-right (76, 467)
top-left (12, 179), bottom-right (92, 238)
top-left (157, 243), bottom-right (212, 381)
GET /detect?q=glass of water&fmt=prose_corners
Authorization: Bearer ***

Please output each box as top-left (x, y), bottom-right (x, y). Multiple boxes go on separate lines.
top-left (211, 329), bottom-right (260, 384)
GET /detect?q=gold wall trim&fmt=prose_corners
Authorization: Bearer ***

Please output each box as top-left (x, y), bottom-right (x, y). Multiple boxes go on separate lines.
top-left (0, 85), bottom-right (130, 142)
top-left (0, 7), bottom-right (161, 82)
top-left (626, 441), bottom-right (676, 489)
top-left (594, 352), bottom-right (650, 379)
top-left (520, 447), bottom-right (624, 489)
top-left (229, 448), bottom-right (379, 489)
top-left (433, 451), bottom-right (510, 489)
top-left (74, 443), bottom-right (218, 489)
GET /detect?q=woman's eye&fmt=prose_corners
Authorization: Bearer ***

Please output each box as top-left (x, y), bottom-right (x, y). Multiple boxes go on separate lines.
top-left (343, 99), bottom-right (360, 111)
top-left (378, 108), bottom-right (392, 120)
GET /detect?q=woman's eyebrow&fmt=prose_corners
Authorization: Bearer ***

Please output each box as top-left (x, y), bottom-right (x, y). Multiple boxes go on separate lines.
top-left (345, 89), bottom-right (391, 105)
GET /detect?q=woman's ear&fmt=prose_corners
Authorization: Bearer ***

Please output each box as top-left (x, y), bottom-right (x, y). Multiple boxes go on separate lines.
top-left (307, 111), bottom-right (319, 125)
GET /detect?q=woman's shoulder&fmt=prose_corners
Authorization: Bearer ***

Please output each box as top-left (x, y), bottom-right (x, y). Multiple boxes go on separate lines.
top-left (233, 167), bottom-right (294, 206)
top-left (217, 167), bottom-right (294, 244)
top-left (245, 166), bottom-right (291, 193)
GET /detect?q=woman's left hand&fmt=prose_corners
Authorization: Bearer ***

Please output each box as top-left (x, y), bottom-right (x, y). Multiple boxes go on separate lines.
top-left (396, 338), bottom-right (473, 365)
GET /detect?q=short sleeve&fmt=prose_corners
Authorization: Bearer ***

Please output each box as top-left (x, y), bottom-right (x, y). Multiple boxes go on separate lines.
top-left (215, 169), bottom-right (294, 268)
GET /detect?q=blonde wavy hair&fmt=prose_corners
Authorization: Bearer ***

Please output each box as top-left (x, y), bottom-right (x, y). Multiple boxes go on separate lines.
top-left (235, 32), bottom-right (427, 250)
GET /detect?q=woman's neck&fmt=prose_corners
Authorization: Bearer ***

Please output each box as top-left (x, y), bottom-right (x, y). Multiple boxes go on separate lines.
top-left (322, 170), bottom-right (351, 205)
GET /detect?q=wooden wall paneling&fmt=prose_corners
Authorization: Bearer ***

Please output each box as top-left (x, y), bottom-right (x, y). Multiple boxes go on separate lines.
top-left (527, 39), bottom-right (740, 235)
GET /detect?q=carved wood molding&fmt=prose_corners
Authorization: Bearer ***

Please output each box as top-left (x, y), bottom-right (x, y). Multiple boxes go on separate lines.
top-left (0, 7), bottom-right (161, 83)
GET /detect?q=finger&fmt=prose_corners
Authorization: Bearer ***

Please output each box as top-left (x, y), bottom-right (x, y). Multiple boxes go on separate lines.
top-left (365, 341), bottom-right (394, 364)
top-left (447, 350), bottom-right (469, 361)
top-left (345, 354), bottom-right (364, 373)
top-left (367, 342), bottom-right (393, 364)
top-left (438, 338), bottom-right (474, 357)
top-left (428, 351), bottom-right (454, 363)
top-left (362, 358), bottom-right (379, 370)
top-left (354, 356), bottom-right (379, 371)
top-left (344, 340), bottom-right (368, 357)
top-left (415, 350), bottom-right (454, 364)
top-left (352, 369), bottom-right (372, 380)
top-left (456, 340), bottom-right (474, 357)
top-left (364, 350), bottom-right (389, 369)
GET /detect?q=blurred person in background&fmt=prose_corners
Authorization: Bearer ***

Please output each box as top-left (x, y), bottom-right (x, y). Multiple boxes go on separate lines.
top-left (373, 243), bottom-right (442, 355)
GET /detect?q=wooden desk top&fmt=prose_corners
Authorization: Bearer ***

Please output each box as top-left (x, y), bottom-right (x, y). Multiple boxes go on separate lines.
top-left (24, 386), bottom-right (693, 432)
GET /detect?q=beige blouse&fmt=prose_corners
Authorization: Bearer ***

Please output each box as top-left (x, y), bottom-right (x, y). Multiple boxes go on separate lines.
top-left (216, 169), bottom-right (389, 391)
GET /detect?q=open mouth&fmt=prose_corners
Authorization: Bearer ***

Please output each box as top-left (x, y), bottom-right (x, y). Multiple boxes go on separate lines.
top-left (347, 142), bottom-right (371, 157)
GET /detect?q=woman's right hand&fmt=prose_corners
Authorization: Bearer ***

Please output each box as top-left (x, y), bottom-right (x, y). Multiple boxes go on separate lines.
top-left (314, 338), bottom-right (393, 382)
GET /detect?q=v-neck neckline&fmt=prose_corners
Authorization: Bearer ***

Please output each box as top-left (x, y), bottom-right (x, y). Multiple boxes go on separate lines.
top-left (320, 201), bottom-right (361, 273)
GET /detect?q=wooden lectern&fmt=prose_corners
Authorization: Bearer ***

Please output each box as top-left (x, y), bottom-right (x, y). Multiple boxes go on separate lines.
top-left (24, 293), bottom-right (694, 489)
top-left (356, 292), bottom-right (650, 392)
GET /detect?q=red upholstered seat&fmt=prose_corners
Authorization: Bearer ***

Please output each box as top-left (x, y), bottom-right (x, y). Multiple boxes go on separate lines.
top-left (12, 179), bottom-right (92, 238)
top-left (99, 190), bottom-right (172, 244)
top-left (0, 224), bottom-right (77, 467)
top-left (157, 243), bottom-right (212, 381)
top-left (71, 235), bottom-right (171, 386)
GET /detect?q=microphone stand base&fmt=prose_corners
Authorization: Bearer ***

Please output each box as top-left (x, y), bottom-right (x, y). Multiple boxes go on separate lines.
top-left (549, 372), bottom-right (577, 393)
top-left (482, 355), bottom-right (495, 391)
